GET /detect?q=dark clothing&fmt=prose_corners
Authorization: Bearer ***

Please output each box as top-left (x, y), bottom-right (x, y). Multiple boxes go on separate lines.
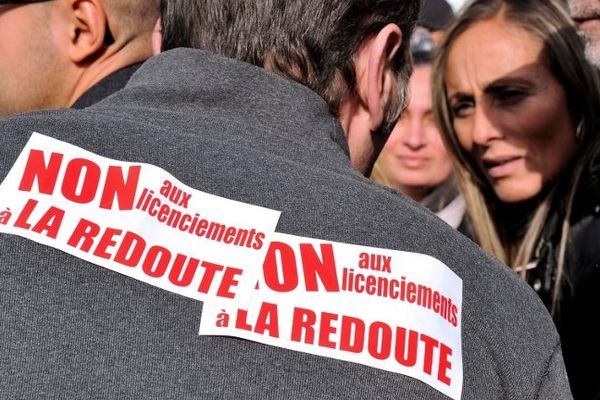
top-left (71, 63), bottom-right (143, 109)
top-left (533, 165), bottom-right (600, 400)
top-left (421, 176), bottom-right (473, 239)
top-left (421, 176), bottom-right (460, 213)
top-left (418, 0), bottom-right (454, 31)
top-left (0, 49), bottom-right (572, 399)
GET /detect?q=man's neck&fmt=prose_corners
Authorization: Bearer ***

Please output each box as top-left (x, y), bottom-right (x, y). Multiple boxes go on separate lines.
top-left (68, 42), bottom-right (152, 107)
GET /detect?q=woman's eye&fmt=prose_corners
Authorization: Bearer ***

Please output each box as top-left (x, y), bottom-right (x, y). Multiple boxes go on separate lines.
top-left (451, 100), bottom-right (473, 118)
top-left (495, 89), bottom-right (527, 105)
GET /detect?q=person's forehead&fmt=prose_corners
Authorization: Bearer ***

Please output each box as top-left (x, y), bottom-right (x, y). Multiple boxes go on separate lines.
top-left (446, 19), bottom-right (545, 92)
top-left (0, 0), bottom-right (51, 4)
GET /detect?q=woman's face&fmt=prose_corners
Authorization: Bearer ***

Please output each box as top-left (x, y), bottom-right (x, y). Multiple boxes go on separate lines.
top-left (445, 16), bottom-right (577, 203)
top-left (377, 65), bottom-right (454, 202)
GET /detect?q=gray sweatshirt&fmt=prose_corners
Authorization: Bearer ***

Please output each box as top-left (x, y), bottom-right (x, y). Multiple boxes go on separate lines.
top-left (0, 49), bottom-right (572, 399)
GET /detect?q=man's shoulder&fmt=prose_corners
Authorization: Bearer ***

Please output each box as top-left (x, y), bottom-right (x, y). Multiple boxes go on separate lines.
top-left (0, 111), bottom-right (77, 168)
top-left (0, 108), bottom-right (126, 141)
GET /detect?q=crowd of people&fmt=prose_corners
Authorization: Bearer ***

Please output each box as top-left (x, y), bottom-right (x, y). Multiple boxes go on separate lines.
top-left (0, 0), bottom-right (598, 398)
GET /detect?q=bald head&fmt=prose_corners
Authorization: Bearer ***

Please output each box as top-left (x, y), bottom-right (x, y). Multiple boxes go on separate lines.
top-left (0, 0), bottom-right (159, 117)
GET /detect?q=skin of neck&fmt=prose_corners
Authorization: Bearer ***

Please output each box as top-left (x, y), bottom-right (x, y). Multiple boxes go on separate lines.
top-left (66, 36), bottom-right (153, 105)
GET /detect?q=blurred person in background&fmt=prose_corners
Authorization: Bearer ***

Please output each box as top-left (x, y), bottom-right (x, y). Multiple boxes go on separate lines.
top-left (567, 0), bottom-right (600, 67)
top-left (0, 0), bottom-right (158, 116)
top-left (419, 0), bottom-right (454, 43)
top-left (432, 0), bottom-right (600, 398)
top-left (372, 0), bottom-right (470, 232)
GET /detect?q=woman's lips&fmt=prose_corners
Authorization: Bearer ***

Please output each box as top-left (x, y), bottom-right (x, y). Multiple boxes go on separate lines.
top-left (398, 156), bottom-right (428, 168)
top-left (482, 156), bottom-right (523, 178)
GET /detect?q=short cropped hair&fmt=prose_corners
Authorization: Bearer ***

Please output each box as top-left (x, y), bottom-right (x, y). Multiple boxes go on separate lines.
top-left (160, 0), bottom-right (420, 114)
top-left (105, 0), bottom-right (160, 41)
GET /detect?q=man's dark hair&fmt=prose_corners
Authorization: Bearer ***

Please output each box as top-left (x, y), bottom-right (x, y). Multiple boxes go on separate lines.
top-left (160, 0), bottom-right (420, 114)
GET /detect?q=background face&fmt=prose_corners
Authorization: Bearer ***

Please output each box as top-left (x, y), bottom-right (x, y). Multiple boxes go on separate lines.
top-left (376, 65), bottom-right (454, 201)
top-left (445, 16), bottom-right (577, 203)
top-left (568, 0), bottom-right (600, 67)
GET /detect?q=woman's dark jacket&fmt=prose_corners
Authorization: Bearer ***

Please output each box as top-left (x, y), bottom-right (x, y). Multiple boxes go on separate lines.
top-left (533, 163), bottom-right (600, 400)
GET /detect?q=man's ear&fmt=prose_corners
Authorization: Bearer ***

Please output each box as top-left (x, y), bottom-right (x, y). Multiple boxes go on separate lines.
top-left (152, 18), bottom-right (162, 55)
top-left (365, 23), bottom-right (402, 131)
top-left (64, 0), bottom-right (108, 63)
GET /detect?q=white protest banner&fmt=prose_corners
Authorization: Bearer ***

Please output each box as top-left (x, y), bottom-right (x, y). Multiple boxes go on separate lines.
top-left (0, 132), bottom-right (281, 303)
top-left (200, 232), bottom-right (463, 400)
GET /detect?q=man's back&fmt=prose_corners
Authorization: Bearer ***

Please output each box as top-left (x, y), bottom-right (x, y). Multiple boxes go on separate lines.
top-left (0, 49), bottom-right (571, 399)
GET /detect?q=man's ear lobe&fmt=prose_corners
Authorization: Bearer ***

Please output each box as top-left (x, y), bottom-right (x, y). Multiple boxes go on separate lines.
top-left (366, 23), bottom-right (403, 131)
top-left (66, 0), bottom-right (108, 63)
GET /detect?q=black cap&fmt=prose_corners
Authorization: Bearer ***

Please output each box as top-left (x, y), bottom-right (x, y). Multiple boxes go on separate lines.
top-left (418, 0), bottom-right (454, 31)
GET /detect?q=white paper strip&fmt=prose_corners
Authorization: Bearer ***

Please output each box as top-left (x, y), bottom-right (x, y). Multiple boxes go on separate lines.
top-left (201, 232), bottom-right (463, 400)
top-left (0, 132), bottom-right (281, 303)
